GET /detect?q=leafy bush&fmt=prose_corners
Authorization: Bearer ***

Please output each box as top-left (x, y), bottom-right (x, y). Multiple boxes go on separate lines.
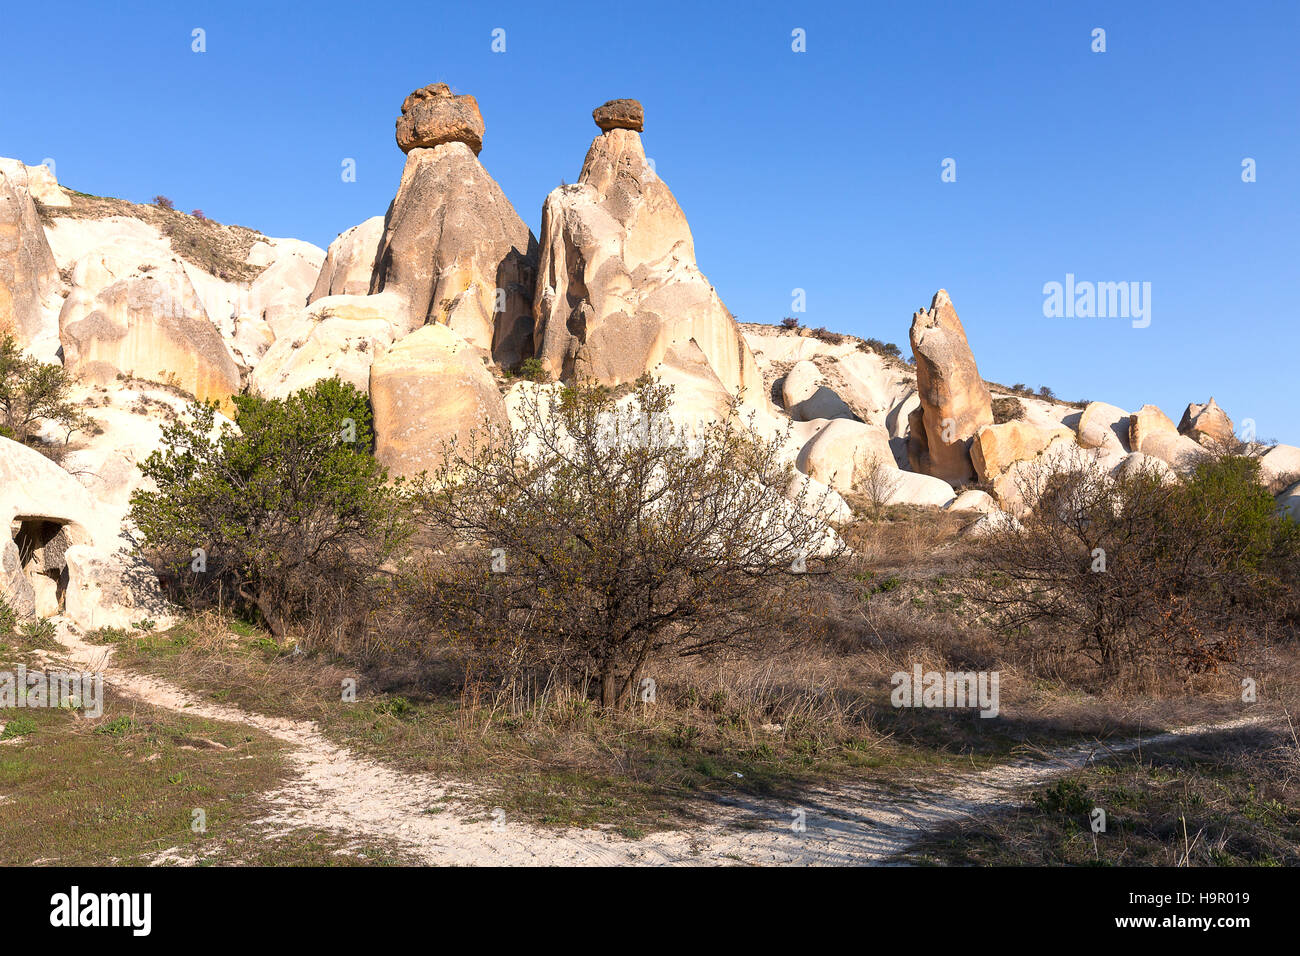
top-left (514, 357), bottom-right (548, 382)
top-left (0, 334), bottom-right (86, 448)
top-left (130, 378), bottom-right (411, 641)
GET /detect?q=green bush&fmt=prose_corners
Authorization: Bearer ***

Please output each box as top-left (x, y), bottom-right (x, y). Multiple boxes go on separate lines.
top-left (0, 333), bottom-right (86, 447)
top-left (130, 378), bottom-right (411, 641)
top-left (0, 598), bottom-right (16, 637)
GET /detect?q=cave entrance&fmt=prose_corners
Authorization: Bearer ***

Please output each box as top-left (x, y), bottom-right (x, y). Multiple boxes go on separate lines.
top-left (10, 517), bottom-right (70, 617)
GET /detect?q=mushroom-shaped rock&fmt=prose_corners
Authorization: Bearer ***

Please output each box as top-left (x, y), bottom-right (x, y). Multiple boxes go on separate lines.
top-left (592, 98), bottom-right (644, 132)
top-left (395, 83), bottom-right (485, 154)
top-left (532, 115), bottom-right (762, 409)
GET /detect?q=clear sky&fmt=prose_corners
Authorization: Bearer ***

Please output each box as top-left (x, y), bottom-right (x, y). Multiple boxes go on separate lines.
top-left (3, 0), bottom-right (1296, 442)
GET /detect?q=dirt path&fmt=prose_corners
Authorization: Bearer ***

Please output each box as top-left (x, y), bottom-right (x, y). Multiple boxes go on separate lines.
top-left (53, 620), bottom-right (1275, 866)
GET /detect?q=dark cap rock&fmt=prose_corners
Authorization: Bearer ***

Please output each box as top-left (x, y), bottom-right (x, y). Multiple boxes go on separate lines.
top-left (592, 98), bottom-right (644, 133)
top-left (396, 83), bottom-right (485, 154)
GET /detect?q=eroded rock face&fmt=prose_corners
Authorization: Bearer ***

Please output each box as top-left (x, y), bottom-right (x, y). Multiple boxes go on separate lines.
top-left (310, 216), bottom-right (386, 302)
top-left (395, 83), bottom-right (485, 155)
top-left (533, 118), bottom-right (762, 409)
top-left (369, 323), bottom-right (507, 479)
top-left (593, 98), bottom-right (644, 132)
top-left (59, 254), bottom-right (240, 410)
top-left (906, 290), bottom-right (993, 485)
top-left (249, 292), bottom-right (405, 400)
top-left (971, 420), bottom-right (1075, 484)
top-left (0, 161), bottom-right (60, 352)
top-left (1178, 397), bottom-right (1235, 449)
top-left (370, 141), bottom-right (537, 366)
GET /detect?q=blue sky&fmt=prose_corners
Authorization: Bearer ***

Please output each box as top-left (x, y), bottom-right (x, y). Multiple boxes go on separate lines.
top-left (3, 0), bottom-right (1296, 441)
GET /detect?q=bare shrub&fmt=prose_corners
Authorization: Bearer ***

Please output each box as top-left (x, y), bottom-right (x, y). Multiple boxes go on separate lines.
top-left (409, 379), bottom-right (846, 708)
top-left (970, 455), bottom-right (1300, 677)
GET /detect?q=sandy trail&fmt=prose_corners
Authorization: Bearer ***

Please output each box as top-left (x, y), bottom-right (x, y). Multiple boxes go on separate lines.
top-left (52, 620), bottom-right (1274, 866)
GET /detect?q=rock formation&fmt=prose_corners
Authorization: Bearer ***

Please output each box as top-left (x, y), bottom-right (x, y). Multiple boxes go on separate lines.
top-left (1128, 404), bottom-right (1209, 474)
top-left (310, 216), bottom-right (386, 302)
top-left (371, 84), bottom-right (537, 367)
top-left (906, 290), bottom-right (993, 484)
top-left (1074, 401), bottom-right (1131, 454)
top-left (593, 98), bottom-right (644, 132)
top-left (59, 253), bottom-right (240, 410)
top-left (369, 324), bottom-right (507, 480)
top-left (532, 99), bottom-right (763, 410)
top-left (0, 160), bottom-right (61, 353)
top-left (970, 420), bottom-right (1075, 485)
top-left (1178, 397), bottom-right (1234, 449)
top-left (395, 83), bottom-right (485, 155)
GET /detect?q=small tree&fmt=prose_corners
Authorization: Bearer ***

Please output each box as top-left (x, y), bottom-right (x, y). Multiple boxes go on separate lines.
top-left (411, 379), bottom-right (844, 708)
top-left (781, 316), bottom-right (800, 330)
top-left (971, 455), bottom-right (1300, 676)
top-left (0, 334), bottom-right (86, 447)
top-left (130, 378), bottom-right (410, 639)
top-left (152, 195), bottom-right (174, 210)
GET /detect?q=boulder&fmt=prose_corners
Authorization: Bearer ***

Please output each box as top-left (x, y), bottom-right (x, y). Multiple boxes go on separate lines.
top-left (371, 104), bottom-right (537, 366)
top-left (884, 470), bottom-right (957, 508)
top-left (58, 253), bottom-right (240, 410)
top-left (782, 360), bottom-right (855, 422)
top-left (1127, 403), bottom-right (1208, 474)
top-left (1178, 397), bottom-right (1235, 449)
top-left (592, 98), bottom-right (644, 132)
top-left (1128, 404), bottom-right (1177, 450)
top-left (369, 323), bottom-right (507, 479)
top-left (964, 510), bottom-right (1022, 537)
top-left (970, 420), bottom-right (1076, 483)
top-left (1074, 401), bottom-right (1130, 454)
top-left (794, 419), bottom-right (894, 493)
top-left (947, 489), bottom-right (997, 513)
top-left (906, 290), bottom-right (993, 485)
top-left (395, 83), bottom-right (485, 155)
top-left (0, 161), bottom-right (60, 351)
top-left (310, 216), bottom-right (386, 302)
top-left (532, 115), bottom-right (763, 410)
